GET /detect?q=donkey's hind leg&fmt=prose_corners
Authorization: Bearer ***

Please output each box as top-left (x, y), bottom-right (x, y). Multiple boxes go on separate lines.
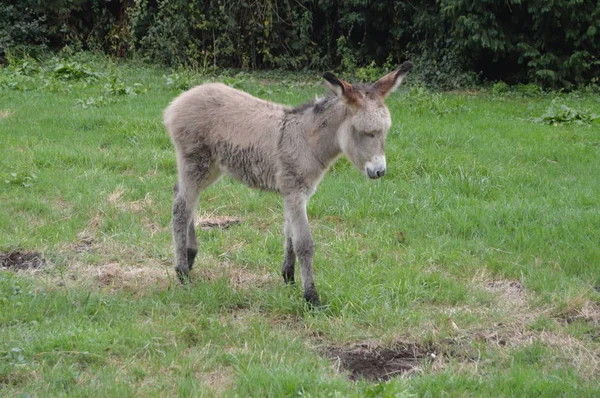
top-left (173, 181), bottom-right (201, 283)
top-left (173, 183), bottom-right (199, 271)
top-left (186, 221), bottom-right (198, 271)
top-left (172, 150), bottom-right (221, 283)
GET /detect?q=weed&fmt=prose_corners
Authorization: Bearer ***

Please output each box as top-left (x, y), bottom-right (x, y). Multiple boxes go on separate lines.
top-left (1, 347), bottom-right (28, 367)
top-left (75, 95), bottom-right (114, 108)
top-left (52, 60), bottom-right (100, 81)
top-left (491, 81), bottom-right (509, 96)
top-left (164, 72), bottom-right (194, 91)
top-left (533, 99), bottom-right (598, 126)
top-left (220, 73), bottom-right (250, 89)
top-left (6, 54), bottom-right (40, 76)
top-left (103, 75), bottom-right (142, 96)
top-left (354, 61), bottom-right (390, 83)
top-left (3, 171), bottom-right (37, 187)
top-left (515, 83), bottom-right (544, 97)
top-left (406, 85), bottom-right (448, 115)
top-left (0, 72), bottom-right (34, 91)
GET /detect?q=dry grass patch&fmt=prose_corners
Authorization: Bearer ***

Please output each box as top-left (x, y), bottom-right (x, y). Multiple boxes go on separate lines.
top-left (107, 185), bottom-right (154, 213)
top-left (96, 262), bottom-right (174, 292)
top-left (195, 261), bottom-right (276, 290)
top-left (423, 276), bottom-right (600, 379)
top-left (194, 212), bottom-right (241, 230)
top-left (31, 236), bottom-right (176, 295)
top-left (200, 367), bottom-right (236, 394)
top-left (571, 301), bottom-right (600, 325)
top-left (538, 331), bottom-right (599, 379)
top-left (46, 232), bottom-right (273, 295)
top-left (0, 109), bottom-right (14, 118)
top-left (485, 279), bottom-right (527, 307)
top-left (553, 295), bottom-right (600, 326)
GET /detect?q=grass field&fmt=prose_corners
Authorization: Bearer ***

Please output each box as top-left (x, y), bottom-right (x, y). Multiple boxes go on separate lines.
top-left (1, 53), bottom-right (600, 397)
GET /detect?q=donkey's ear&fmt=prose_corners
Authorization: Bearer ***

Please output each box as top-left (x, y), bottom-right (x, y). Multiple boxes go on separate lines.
top-left (323, 72), bottom-right (362, 107)
top-left (374, 61), bottom-right (413, 98)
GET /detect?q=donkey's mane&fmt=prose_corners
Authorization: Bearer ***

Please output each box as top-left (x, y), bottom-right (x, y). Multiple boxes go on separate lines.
top-left (286, 82), bottom-right (378, 116)
top-left (286, 95), bottom-right (337, 115)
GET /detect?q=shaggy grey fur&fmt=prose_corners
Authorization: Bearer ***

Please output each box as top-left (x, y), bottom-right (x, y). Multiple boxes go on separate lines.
top-left (164, 62), bottom-right (412, 306)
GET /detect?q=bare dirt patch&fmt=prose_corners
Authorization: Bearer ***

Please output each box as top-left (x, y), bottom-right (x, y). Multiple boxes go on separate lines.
top-left (325, 342), bottom-right (429, 381)
top-left (1, 251), bottom-right (45, 270)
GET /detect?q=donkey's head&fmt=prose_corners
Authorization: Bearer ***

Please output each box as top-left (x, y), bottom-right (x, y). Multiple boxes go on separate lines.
top-left (323, 62), bottom-right (412, 179)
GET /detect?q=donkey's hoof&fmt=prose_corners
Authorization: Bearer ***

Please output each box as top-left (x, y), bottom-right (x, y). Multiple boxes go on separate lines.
top-left (177, 278), bottom-right (194, 288)
top-left (176, 268), bottom-right (192, 285)
top-left (282, 273), bottom-right (295, 285)
top-left (304, 291), bottom-right (321, 308)
top-left (312, 304), bottom-right (328, 312)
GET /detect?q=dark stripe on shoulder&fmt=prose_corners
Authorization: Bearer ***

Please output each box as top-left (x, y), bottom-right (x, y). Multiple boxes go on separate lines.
top-left (285, 101), bottom-right (315, 115)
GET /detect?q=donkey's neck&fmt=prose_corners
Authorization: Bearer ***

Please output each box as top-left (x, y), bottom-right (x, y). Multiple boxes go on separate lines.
top-left (303, 98), bottom-right (347, 170)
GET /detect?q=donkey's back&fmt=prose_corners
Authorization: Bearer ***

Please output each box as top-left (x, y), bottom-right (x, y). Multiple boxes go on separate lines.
top-left (164, 83), bottom-right (285, 145)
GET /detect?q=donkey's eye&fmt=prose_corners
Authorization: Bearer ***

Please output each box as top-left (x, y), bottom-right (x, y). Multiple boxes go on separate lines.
top-left (365, 131), bottom-right (377, 137)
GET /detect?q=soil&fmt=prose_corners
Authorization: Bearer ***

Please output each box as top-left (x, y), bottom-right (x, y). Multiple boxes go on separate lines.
top-left (324, 342), bottom-right (428, 381)
top-left (0, 251), bottom-right (45, 270)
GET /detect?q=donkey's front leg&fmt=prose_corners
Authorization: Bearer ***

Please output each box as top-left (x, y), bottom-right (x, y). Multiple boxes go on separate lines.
top-left (281, 220), bottom-right (296, 284)
top-left (284, 194), bottom-right (320, 306)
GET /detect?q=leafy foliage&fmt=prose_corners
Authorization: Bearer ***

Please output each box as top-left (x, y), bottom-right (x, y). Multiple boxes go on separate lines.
top-left (163, 72), bottom-right (195, 91)
top-left (1, 0), bottom-right (599, 88)
top-left (103, 75), bottom-right (142, 96)
top-left (439, 0), bottom-right (600, 88)
top-left (0, 4), bottom-right (47, 56)
top-left (75, 95), bottom-right (114, 109)
top-left (533, 99), bottom-right (599, 126)
top-left (52, 61), bottom-right (100, 81)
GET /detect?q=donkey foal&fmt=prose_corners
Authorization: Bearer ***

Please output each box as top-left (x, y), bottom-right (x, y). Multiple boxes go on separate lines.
top-left (164, 62), bottom-right (412, 306)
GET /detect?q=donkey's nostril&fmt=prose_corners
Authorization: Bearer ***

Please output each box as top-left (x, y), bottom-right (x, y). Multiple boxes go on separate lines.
top-left (376, 169), bottom-right (386, 177)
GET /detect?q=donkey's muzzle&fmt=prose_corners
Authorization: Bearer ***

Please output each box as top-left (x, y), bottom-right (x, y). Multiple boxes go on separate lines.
top-left (365, 156), bottom-right (387, 179)
top-left (367, 167), bottom-right (386, 179)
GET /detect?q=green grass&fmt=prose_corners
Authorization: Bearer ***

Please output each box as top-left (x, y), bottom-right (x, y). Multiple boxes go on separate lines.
top-left (1, 53), bottom-right (600, 397)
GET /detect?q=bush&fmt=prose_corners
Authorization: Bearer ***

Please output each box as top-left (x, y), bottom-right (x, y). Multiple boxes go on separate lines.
top-left (0, 5), bottom-right (47, 58)
top-left (1, 0), bottom-right (598, 89)
top-left (492, 81), bottom-right (509, 95)
top-left (439, 0), bottom-right (600, 88)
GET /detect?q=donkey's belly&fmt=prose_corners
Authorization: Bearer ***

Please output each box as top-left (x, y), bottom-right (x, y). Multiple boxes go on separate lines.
top-left (215, 142), bottom-right (278, 191)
